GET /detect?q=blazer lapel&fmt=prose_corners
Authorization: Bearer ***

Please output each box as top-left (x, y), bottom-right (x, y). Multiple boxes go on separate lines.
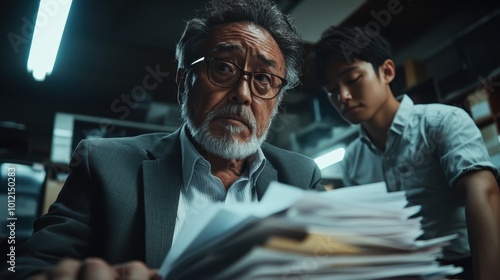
top-left (255, 161), bottom-right (278, 200)
top-left (142, 131), bottom-right (183, 268)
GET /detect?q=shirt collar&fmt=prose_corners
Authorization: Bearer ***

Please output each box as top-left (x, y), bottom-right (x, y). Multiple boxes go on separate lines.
top-left (247, 144), bottom-right (266, 184)
top-left (390, 94), bottom-right (413, 136)
top-left (179, 124), bottom-right (267, 189)
top-left (180, 124), bottom-right (207, 189)
top-left (358, 94), bottom-right (413, 148)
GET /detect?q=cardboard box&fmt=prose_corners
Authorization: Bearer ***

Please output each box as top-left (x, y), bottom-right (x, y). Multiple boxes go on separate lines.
top-left (404, 60), bottom-right (426, 89)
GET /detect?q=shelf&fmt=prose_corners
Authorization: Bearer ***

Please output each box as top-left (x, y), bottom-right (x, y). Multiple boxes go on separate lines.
top-left (403, 78), bottom-right (439, 104)
top-left (494, 113), bottom-right (500, 121)
top-left (440, 80), bottom-right (480, 104)
top-left (475, 116), bottom-right (496, 128)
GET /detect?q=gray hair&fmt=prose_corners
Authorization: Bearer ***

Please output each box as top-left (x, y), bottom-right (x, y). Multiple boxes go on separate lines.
top-left (175, 0), bottom-right (303, 95)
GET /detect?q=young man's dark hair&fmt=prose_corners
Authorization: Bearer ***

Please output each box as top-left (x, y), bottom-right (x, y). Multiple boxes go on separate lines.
top-left (308, 25), bottom-right (392, 84)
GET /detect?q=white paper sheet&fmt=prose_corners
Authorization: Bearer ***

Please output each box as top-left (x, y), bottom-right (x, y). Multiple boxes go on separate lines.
top-left (159, 181), bottom-right (461, 280)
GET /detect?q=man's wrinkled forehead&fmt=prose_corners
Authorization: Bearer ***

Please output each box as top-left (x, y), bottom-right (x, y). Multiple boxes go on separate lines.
top-left (203, 22), bottom-right (285, 71)
top-left (211, 42), bottom-right (279, 68)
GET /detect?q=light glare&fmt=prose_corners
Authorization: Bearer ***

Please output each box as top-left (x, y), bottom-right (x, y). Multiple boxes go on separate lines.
top-left (314, 147), bottom-right (346, 169)
top-left (27, 0), bottom-right (73, 81)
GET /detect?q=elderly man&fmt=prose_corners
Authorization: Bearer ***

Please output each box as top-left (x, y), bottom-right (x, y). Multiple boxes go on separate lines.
top-left (5, 1), bottom-right (323, 279)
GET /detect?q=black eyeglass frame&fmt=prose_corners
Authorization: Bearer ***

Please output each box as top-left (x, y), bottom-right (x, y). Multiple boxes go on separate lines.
top-left (187, 56), bottom-right (288, 100)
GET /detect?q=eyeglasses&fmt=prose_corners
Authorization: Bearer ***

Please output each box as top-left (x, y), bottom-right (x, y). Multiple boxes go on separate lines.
top-left (188, 56), bottom-right (287, 100)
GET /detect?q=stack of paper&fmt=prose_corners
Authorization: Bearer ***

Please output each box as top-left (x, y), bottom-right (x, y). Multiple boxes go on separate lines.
top-left (159, 181), bottom-right (462, 280)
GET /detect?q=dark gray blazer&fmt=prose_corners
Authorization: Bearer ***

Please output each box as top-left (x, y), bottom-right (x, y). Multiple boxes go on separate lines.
top-left (6, 129), bottom-right (322, 279)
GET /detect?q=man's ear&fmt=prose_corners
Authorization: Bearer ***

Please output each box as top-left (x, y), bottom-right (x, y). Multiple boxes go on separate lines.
top-left (176, 69), bottom-right (185, 105)
top-left (380, 59), bottom-right (396, 84)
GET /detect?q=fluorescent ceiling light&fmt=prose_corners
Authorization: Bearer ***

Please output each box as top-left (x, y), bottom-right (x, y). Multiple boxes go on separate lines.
top-left (27, 0), bottom-right (73, 81)
top-left (314, 147), bottom-right (346, 169)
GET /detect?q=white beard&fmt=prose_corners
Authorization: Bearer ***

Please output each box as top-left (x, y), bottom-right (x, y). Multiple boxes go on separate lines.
top-left (180, 94), bottom-right (276, 160)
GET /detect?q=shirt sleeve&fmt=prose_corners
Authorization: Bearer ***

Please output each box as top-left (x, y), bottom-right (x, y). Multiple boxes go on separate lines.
top-left (434, 107), bottom-right (499, 188)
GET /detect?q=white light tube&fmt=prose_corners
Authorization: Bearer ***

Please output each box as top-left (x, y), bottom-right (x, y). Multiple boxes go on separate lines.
top-left (314, 147), bottom-right (346, 169)
top-left (27, 0), bottom-right (73, 81)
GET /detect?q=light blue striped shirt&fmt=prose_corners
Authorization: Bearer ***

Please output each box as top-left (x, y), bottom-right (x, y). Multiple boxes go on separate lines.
top-left (172, 125), bottom-right (265, 243)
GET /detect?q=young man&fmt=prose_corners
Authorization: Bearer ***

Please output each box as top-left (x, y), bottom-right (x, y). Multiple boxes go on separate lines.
top-left (1, 1), bottom-right (323, 279)
top-left (309, 26), bottom-right (500, 280)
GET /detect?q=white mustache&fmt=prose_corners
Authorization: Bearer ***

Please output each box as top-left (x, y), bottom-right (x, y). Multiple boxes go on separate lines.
top-left (207, 105), bottom-right (257, 132)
